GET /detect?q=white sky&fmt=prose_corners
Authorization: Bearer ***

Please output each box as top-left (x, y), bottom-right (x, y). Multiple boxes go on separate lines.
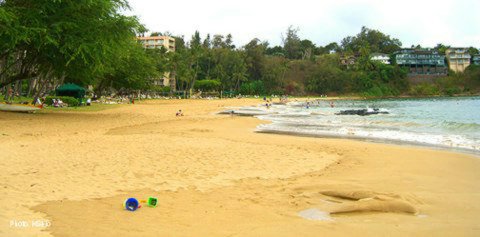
top-left (126, 0), bottom-right (480, 48)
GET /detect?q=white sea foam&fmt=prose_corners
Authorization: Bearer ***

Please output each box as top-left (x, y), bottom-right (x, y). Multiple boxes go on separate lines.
top-left (250, 98), bottom-right (480, 153)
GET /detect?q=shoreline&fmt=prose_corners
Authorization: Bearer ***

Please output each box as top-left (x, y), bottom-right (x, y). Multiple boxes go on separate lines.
top-left (1, 98), bottom-right (480, 236)
top-left (256, 129), bottom-right (480, 158)
top-left (225, 97), bottom-right (480, 156)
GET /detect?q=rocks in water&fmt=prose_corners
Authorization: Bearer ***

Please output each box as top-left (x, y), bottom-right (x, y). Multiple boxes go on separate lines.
top-left (335, 108), bottom-right (389, 116)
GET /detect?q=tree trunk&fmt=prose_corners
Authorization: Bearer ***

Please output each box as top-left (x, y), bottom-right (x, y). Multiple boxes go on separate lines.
top-left (27, 78), bottom-right (37, 97)
top-left (0, 71), bottom-right (34, 89)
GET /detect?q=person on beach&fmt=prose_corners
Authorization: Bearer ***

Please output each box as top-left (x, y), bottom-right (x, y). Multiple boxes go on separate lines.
top-left (33, 97), bottom-right (42, 106)
top-left (330, 101), bottom-right (335, 108)
top-left (176, 110), bottom-right (184, 116)
top-left (53, 99), bottom-right (59, 107)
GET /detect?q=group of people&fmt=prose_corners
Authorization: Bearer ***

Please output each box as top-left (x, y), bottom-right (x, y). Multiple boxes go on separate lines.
top-left (52, 98), bottom-right (64, 107)
top-left (263, 96), bottom-right (274, 109)
top-left (304, 99), bottom-right (335, 109)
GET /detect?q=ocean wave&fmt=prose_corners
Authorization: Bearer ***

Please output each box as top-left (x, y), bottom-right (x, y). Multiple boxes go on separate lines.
top-left (237, 98), bottom-right (480, 153)
top-left (257, 124), bottom-right (480, 152)
top-left (437, 121), bottom-right (480, 131)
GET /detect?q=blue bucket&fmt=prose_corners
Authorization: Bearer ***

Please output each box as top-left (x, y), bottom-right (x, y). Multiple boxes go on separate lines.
top-left (124, 198), bottom-right (139, 211)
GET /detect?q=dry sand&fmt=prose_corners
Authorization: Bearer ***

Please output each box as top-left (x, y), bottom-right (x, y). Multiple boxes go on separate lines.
top-left (0, 99), bottom-right (479, 237)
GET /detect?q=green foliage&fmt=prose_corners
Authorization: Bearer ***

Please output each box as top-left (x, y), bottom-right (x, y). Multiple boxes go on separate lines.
top-left (444, 87), bottom-right (462, 96)
top-left (306, 58), bottom-right (347, 94)
top-left (265, 46), bottom-right (284, 56)
top-left (430, 65), bottom-right (480, 96)
top-left (239, 81), bottom-right (266, 95)
top-left (409, 84), bottom-right (440, 96)
top-left (305, 53), bottom-right (408, 97)
top-left (1, 0), bottom-right (146, 89)
top-left (244, 38), bottom-right (267, 81)
top-left (45, 96), bottom-right (79, 106)
top-left (97, 42), bottom-right (158, 92)
top-left (434, 43), bottom-right (450, 54)
top-left (467, 47), bottom-right (479, 56)
top-left (194, 79), bottom-right (221, 91)
top-left (283, 26), bottom-right (302, 59)
top-left (262, 56), bottom-right (288, 93)
top-left (363, 84), bottom-right (399, 97)
top-left (150, 86), bottom-right (171, 93)
top-left (340, 26), bottom-right (402, 54)
top-left (4, 8), bottom-right (476, 100)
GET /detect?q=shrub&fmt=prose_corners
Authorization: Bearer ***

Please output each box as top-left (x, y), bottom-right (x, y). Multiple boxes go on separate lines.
top-left (150, 86), bottom-right (171, 93)
top-left (45, 96), bottom-right (80, 106)
top-left (409, 84), bottom-right (440, 96)
top-left (239, 81), bottom-right (266, 95)
top-left (194, 79), bottom-right (221, 91)
top-left (444, 87), bottom-right (461, 96)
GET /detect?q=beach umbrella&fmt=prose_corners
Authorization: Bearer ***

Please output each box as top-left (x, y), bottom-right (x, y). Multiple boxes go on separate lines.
top-left (55, 83), bottom-right (86, 99)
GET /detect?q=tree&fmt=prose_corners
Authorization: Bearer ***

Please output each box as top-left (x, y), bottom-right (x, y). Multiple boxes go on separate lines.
top-left (243, 38), bottom-right (267, 81)
top-left (306, 54), bottom-right (347, 94)
top-left (434, 43), bottom-right (450, 54)
top-left (97, 42), bottom-right (158, 93)
top-left (150, 32), bottom-right (163, 36)
top-left (225, 34), bottom-right (235, 49)
top-left (300, 39), bottom-right (315, 60)
top-left (467, 47), bottom-right (479, 56)
top-left (212, 34), bottom-right (225, 48)
top-left (202, 34), bottom-right (211, 48)
top-left (194, 79), bottom-right (221, 91)
top-left (341, 26), bottom-right (402, 54)
top-left (0, 0), bottom-right (145, 92)
top-left (266, 46), bottom-right (284, 56)
top-left (190, 31), bottom-right (202, 49)
top-left (283, 26), bottom-right (302, 59)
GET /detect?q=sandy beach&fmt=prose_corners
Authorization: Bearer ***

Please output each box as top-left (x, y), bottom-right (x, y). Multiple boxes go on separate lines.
top-left (1, 98), bottom-right (479, 237)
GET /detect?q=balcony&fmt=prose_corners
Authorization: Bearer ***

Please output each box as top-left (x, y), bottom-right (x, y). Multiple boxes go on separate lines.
top-left (449, 55), bottom-right (471, 59)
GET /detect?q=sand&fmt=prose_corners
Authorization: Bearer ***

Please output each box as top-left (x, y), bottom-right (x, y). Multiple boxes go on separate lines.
top-left (0, 98), bottom-right (479, 237)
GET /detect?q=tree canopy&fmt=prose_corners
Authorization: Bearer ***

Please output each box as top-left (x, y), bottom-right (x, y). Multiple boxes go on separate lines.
top-left (0, 0), bottom-right (147, 90)
top-left (2, 5), bottom-right (479, 100)
top-left (340, 26), bottom-right (402, 54)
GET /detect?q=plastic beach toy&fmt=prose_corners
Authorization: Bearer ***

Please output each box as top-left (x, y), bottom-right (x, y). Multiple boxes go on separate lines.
top-left (147, 197), bottom-right (158, 207)
top-left (124, 198), bottom-right (139, 211)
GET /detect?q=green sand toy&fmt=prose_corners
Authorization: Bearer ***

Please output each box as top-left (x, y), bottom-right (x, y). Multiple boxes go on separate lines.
top-left (147, 197), bottom-right (157, 207)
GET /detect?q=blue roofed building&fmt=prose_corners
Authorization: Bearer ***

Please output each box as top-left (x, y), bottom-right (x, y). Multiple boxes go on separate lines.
top-left (394, 49), bottom-right (447, 78)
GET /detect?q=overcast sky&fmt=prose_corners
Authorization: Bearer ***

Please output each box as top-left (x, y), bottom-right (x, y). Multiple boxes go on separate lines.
top-left (127, 0), bottom-right (480, 48)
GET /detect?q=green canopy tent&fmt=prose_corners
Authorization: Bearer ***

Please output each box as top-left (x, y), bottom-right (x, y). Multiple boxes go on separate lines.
top-left (55, 83), bottom-right (86, 99)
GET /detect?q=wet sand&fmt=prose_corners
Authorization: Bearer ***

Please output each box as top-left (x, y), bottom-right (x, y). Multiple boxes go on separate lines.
top-left (1, 99), bottom-right (479, 236)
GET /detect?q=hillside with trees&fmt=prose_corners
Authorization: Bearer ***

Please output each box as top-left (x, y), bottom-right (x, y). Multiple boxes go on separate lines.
top-left (1, 0), bottom-right (479, 99)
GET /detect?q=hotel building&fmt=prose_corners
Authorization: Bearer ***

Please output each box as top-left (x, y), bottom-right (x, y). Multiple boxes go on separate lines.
top-left (445, 48), bottom-right (471, 73)
top-left (394, 49), bottom-right (447, 78)
top-left (137, 36), bottom-right (176, 87)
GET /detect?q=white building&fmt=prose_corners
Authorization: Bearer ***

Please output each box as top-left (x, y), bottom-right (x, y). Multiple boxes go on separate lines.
top-left (137, 35), bottom-right (176, 87)
top-left (137, 35), bottom-right (175, 52)
top-left (370, 53), bottom-right (390, 64)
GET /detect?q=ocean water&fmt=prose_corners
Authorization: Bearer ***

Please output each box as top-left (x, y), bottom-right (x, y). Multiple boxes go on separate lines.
top-left (232, 97), bottom-right (480, 154)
